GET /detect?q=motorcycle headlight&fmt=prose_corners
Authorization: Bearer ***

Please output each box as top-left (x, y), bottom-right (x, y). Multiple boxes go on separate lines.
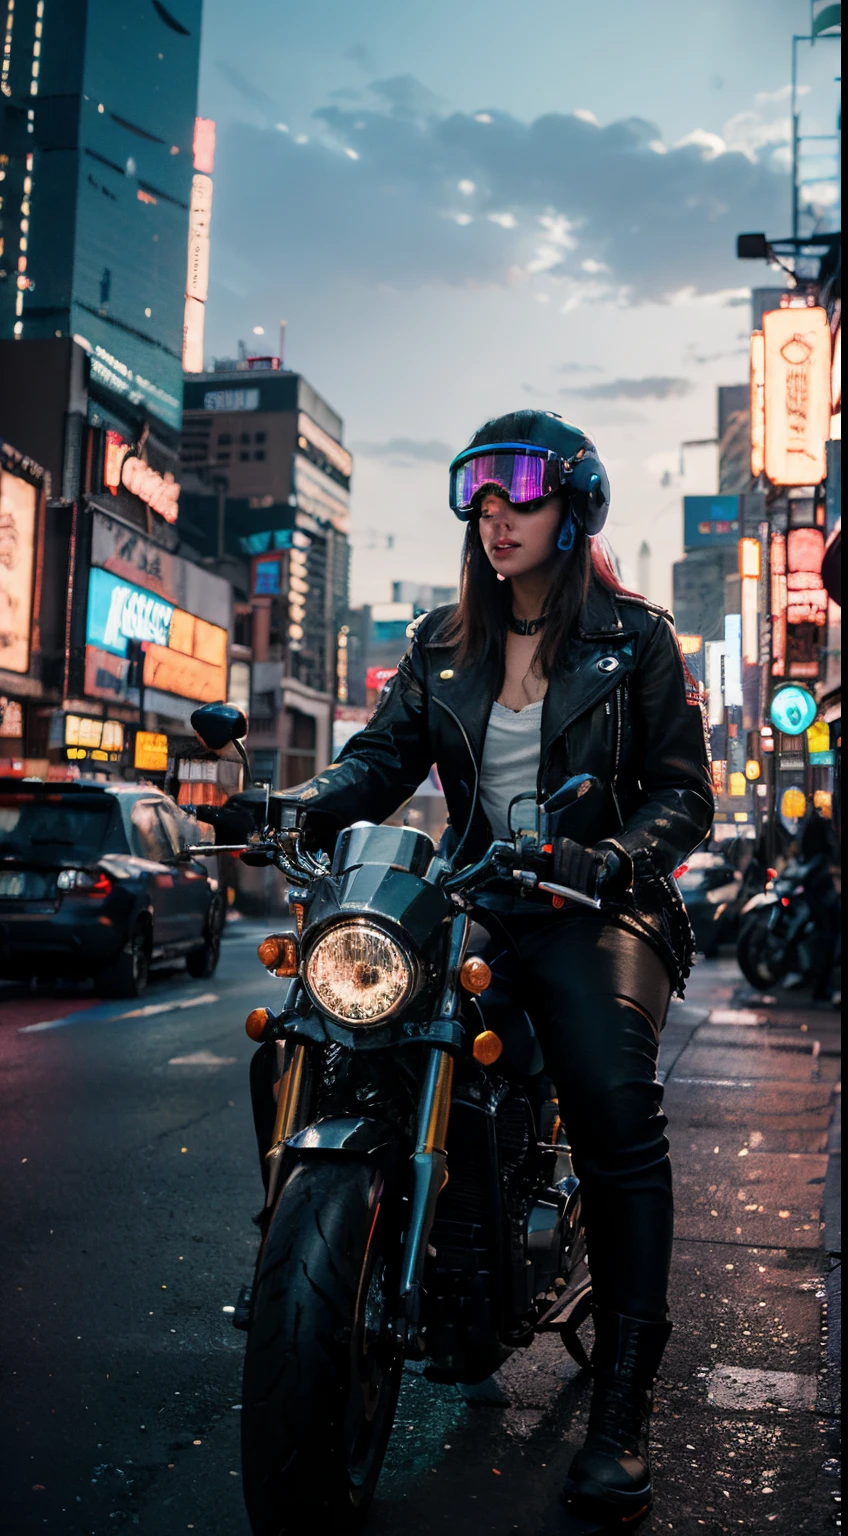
top-left (304, 921), bottom-right (413, 1024)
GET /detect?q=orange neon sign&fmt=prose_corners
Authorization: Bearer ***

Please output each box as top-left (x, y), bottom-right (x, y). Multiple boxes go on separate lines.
top-left (763, 307), bottom-right (831, 486)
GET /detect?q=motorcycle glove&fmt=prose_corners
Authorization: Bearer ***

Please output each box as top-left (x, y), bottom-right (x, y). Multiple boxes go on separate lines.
top-left (552, 836), bottom-right (634, 900)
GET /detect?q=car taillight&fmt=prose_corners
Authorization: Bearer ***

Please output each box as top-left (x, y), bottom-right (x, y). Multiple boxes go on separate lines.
top-left (780, 896), bottom-right (791, 908)
top-left (57, 869), bottom-right (113, 896)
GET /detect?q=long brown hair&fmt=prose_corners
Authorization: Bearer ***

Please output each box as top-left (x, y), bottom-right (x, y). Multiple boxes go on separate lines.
top-left (443, 513), bottom-right (639, 675)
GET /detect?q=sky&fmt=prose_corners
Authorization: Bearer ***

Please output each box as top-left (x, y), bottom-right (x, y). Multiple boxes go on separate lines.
top-left (194, 0), bottom-right (841, 609)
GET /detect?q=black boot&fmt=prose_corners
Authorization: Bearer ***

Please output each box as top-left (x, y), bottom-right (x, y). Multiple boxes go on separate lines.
top-left (561, 1307), bottom-right (672, 1524)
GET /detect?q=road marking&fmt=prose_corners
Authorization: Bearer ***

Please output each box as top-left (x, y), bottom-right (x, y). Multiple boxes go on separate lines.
top-left (168, 1050), bottom-right (237, 1066)
top-left (118, 992), bottom-right (218, 1019)
top-left (19, 991), bottom-right (219, 1033)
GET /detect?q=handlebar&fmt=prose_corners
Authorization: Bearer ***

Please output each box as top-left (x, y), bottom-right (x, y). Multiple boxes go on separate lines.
top-left (441, 839), bottom-right (603, 909)
top-left (185, 825), bottom-right (603, 909)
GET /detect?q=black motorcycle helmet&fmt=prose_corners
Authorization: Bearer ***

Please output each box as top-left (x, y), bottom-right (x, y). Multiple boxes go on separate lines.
top-left (448, 409), bottom-right (610, 537)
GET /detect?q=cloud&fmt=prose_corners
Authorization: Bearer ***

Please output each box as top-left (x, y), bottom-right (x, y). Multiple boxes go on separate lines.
top-left (565, 376), bottom-right (696, 401)
top-left (368, 75), bottom-right (446, 118)
top-left (344, 43), bottom-right (376, 73)
top-left (212, 83), bottom-right (787, 304)
top-left (557, 361), bottom-right (603, 374)
top-left (352, 437), bottom-right (453, 463)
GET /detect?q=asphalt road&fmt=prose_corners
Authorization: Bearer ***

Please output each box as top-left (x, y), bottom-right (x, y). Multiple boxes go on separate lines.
top-left (1, 926), bottom-right (840, 1536)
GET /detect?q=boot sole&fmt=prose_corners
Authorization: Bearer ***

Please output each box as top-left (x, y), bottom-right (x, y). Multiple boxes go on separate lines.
top-left (561, 1474), bottom-right (652, 1525)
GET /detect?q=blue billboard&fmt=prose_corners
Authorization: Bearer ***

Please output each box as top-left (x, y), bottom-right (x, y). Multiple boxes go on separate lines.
top-left (86, 568), bottom-right (174, 658)
top-left (683, 496), bottom-right (740, 551)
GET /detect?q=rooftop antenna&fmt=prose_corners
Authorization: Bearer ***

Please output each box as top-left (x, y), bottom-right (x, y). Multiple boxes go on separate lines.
top-left (279, 320), bottom-right (287, 366)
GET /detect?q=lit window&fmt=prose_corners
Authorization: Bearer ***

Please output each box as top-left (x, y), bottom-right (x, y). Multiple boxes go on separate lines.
top-left (98, 103), bottom-right (104, 114)
top-left (14, 320), bottom-right (22, 335)
top-left (19, 236), bottom-right (26, 251)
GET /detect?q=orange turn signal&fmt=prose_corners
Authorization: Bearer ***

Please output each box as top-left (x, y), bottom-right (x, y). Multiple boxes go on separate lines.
top-left (472, 1029), bottom-right (503, 1065)
top-left (245, 1007), bottom-right (271, 1042)
top-left (459, 956), bottom-right (492, 994)
top-left (257, 934), bottom-right (299, 976)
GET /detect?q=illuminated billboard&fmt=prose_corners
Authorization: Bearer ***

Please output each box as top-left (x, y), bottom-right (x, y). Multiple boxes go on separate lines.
top-left (86, 569), bottom-right (227, 703)
top-left (763, 306), bottom-right (832, 486)
top-left (683, 496), bottom-right (740, 550)
top-left (0, 469), bottom-right (37, 674)
top-left (87, 568), bottom-right (175, 656)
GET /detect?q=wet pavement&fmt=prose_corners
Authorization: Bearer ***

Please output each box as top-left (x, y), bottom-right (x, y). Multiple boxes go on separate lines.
top-left (1, 937), bottom-right (840, 1535)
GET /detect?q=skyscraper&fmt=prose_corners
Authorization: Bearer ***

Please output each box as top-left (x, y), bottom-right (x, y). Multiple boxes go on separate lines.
top-left (0, 0), bottom-right (202, 432)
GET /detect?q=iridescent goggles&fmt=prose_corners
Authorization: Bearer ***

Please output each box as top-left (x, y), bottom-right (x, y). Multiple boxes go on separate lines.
top-left (448, 442), bottom-right (571, 520)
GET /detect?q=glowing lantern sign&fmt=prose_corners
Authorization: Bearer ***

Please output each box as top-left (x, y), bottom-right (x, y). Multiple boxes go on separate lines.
top-left (807, 719), bottom-right (830, 756)
top-left (786, 527), bottom-right (827, 626)
top-left (183, 117), bottom-right (216, 373)
top-left (738, 537), bottom-right (761, 665)
top-left (781, 787), bottom-right (806, 821)
top-left (770, 531), bottom-right (787, 677)
top-left (769, 683), bottom-right (817, 736)
top-left (750, 330), bottom-right (765, 478)
top-left (763, 307), bottom-right (831, 486)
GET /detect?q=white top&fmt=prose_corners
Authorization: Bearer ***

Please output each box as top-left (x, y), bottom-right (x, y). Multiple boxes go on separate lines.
top-left (478, 698), bottom-right (544, 840)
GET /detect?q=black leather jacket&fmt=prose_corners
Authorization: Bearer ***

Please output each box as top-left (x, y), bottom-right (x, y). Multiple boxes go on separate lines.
top-left (288, 581), bottom-right (714, 993)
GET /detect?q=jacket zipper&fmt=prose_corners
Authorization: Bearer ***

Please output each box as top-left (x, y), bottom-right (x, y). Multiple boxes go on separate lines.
top-left (610, 684), bottom-right (624, 827)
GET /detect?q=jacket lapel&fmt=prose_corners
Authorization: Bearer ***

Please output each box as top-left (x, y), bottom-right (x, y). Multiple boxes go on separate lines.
top-left (540, 586), bottom-right (637, 770)
top-left (426, 641), bottom-right (499, 771)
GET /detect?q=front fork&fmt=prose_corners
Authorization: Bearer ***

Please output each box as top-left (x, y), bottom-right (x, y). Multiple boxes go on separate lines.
top-left (397, 909), bottom-right (467, 1339)
top-left (264, 1038), bottom-right (313, 1207)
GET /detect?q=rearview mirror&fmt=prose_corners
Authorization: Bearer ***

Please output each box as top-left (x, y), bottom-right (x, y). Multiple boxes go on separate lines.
top-left (541, 773), bottom-right (600, 817)
top-left (540, 774), bottom-right (605, 844)
top-left (190, 702), bottom-right (248, 751)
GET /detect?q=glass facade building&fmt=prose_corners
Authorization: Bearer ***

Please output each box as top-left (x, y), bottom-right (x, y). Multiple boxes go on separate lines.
top-left (0, 0), bottom-right (202, 431)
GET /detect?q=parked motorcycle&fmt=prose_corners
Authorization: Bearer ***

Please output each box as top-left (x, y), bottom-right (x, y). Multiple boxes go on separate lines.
top-left (188, 702), bottom-right (598, 1535)
top-left (736, 857), bottom-right (840, 990)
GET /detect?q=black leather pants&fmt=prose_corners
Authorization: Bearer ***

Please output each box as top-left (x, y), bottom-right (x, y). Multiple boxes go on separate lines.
top-left (475, 909), bottom-right (673, 1322)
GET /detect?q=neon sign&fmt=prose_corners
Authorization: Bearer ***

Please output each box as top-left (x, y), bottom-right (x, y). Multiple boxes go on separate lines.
top-left (87, 569), bottom-right (174, 656)
top-left (121, 455), bottom-right (180, 523)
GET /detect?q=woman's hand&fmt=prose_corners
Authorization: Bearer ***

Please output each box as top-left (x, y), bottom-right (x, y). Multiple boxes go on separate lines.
top-left (552, 837), bottom-right (634, 900)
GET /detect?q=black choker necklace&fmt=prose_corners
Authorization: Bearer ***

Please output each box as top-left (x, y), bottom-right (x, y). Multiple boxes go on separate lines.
top-left (507, 612), bottom-right (548, 637)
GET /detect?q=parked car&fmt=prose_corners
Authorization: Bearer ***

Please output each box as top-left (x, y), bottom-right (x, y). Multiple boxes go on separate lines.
top-left (0, 778), bottom-right (223, 996)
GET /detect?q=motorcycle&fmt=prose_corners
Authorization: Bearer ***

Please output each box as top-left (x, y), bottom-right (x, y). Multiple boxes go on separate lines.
top-left (188, 701), bottom-right (601, 1536)
top-left (736, 857), bottom-right (840, 990)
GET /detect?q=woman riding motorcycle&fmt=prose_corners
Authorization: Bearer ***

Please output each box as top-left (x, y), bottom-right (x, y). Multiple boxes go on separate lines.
top-left (281, 409), bottom-right (714, 1524)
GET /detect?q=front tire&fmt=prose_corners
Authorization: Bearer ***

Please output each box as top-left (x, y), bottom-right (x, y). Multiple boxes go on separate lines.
top-left (241, 1156), bottom-right (404, 1535)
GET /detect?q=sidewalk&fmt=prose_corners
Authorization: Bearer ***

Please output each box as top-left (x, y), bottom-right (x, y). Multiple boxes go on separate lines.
top-left (370, 955), bottom-right (841, 1535)
top-left (652, 959), bottom-right (841, 1532)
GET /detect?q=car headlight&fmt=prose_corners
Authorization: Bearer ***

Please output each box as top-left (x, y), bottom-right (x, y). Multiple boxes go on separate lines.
top-left (304, 921), bottom-right (413, 1024)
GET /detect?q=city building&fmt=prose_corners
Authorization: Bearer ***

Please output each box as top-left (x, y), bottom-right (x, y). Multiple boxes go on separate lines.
top-left (0, 2), bottom-right (239, 787)
top-left (0, 0), bottom-right (202, 435)
top-left (181, 358), bottom-right (352, 788)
